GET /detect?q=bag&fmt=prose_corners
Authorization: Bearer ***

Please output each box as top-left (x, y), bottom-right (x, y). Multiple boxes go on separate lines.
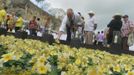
top-left (128, 32), bottom-right (134, 46)
top-left (37, 31), bottom-right (42, 37)
top-left (129, 44), bottom-right (134, 51)
top-left (12, 29), bottom-right (15, 33)
top-left (114, 35), bottom-right (118, 44)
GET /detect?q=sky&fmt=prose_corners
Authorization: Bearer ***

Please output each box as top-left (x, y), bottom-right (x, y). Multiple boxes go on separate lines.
top-left (32, 0), bottom-right (134, 31)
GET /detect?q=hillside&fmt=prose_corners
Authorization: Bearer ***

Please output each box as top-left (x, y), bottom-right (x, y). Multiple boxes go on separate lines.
top-left (0, 0), bottom-right (61, 31)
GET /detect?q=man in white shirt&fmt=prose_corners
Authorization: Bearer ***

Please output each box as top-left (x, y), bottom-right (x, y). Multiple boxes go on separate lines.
top-left (84, 11), bottom-right (97, 45)
top-left (57, 8), bottom-right (84, 43)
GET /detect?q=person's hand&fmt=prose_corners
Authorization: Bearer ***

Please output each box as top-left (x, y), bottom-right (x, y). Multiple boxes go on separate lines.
top-left (55, 32), bottom-right (60, 43)
top-left (55, 39), bottom-right (60, 44)
top-left (55, 35), bottom-right (60, 44)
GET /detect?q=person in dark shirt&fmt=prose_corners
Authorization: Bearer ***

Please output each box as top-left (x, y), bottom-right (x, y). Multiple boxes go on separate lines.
top-left (107, 14), bottom-right (122, 47)
top-left (108, 15), bottom-right (122, 31)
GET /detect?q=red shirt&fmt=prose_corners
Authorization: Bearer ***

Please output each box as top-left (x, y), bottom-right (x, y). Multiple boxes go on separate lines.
top-left (28, 20), bottom-right (38, 29)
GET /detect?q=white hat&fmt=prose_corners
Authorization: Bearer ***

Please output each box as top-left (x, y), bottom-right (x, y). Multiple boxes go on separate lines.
top-left (114, 13), bottom-right (122, 16)
top-left (89, 11), bottom-right (95, 14)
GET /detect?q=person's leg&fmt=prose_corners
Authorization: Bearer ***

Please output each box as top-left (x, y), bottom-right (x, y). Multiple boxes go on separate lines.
top-left (7, 26), bottom-right (9, 31)
top-left (122, 37), bottom-right (126, 50)
top-left (66, 27), bottom-right (71, 43)
top-left (31, 29), bottom-right (35, 36)
top-left (94, 40), bottom-right (97, 45)
top-left (87, 31), bottom-right (93, 45)
top-left (33, 29), bottom-right (37, 36)
top-left (81, 33), bottom-right (84, 43)
top-left (112, 31), bottom-right (116, 44)
top-left (29, 29), bottom-right (33, 36)
top-left (85, 32), bottom-right (88, 45)
top-left (15, 27), bottom-right (19, 32)
top-left (122, 37), bottom-right (129, 50)
top-left (90, 32), bottom-right (93, 45)
top-left (87, 32), bottom-right (90, 45)
top-left (117, 31), bottom-right (121, 44)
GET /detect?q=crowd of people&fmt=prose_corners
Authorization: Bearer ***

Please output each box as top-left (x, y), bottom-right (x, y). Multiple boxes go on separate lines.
top-left (0, 7), bottom-right (134, 50)
top-left (57, 8), bottom-right (134, 50)
top-left (0, 7), bottom-right (51, 36)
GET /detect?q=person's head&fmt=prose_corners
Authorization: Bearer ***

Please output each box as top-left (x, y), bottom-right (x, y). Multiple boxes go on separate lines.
top-left (11, 12), bottom-right (15, 16)
top-left (88, 11), bottom-right (95, 18)
top-left (37, 18), bottom-right (40, 21)
top-left (122, 15), bottom-right (129, 22)
top-left (78, 12), bottom-right (81, 16)
top-left (47, 17), bottom-right (51, 21)
top-left (17, 14), bottom-right (21, 17)
top-left (7, 15), bottom-right (10, 19)
top-left (113, 13), bottom-right (122, 20)
top-left (33, 16), bottom-right (36, 20)
top-left (114, 15), bottom-right (122, 20)
top-left (4, 7), bottom-right (7, 11)
top-left (67, 8), bottom-right (74, 19)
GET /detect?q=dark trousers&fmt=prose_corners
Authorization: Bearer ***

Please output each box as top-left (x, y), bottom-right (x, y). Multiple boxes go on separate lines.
top-left (66, 27), bottom-right (71, 43)
top-left (29, 29), bottom-right (37, 36)
top-left (122, 37), bottom-right (129, 50)
top-left (98, 42), bottom-right (103, 46)
top-left (94, 40), bottom-right (97, 45)
top-left (107, 29), bottom-right (113, 44)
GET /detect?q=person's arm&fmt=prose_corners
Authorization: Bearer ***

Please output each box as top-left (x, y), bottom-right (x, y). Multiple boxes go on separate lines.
top-left (94, 24), bottom-right (97, 30)
top-left (93, 17), bottom-right (97, 30)
top-left (77, 15), bottom-right (84, 27)
top-left (129, 21), bottom-right (134, 33)
top-left (57, 31), bottom-right (64, 40)
top-left (107, 20), bottom-right (113, 28)
top-left (57, 16), bottom-right (67, 39)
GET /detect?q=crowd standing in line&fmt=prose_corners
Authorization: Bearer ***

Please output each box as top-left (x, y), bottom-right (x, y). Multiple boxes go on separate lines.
top-left (58, 8), bottom-right (134, 50)
top-left (0, 7), bottom-right (134, 50)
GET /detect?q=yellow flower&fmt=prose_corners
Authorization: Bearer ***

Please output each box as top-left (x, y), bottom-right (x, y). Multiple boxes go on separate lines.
top-left (97, 71), bottom-right (103, 75)
top-left (113, 65), bottom-right (121, 72)
top-left (1, 53), bottom-right (13, 62)
top-left (98, 66), bottom-right (105, 74)
top-left (37, 55), bottom-right (46, 64)
top-left (58, 56), bottom-right (67, 63)
top-left (125, 65), bottom-right (132, 71)
top-left (127, 71), bottom-right (134, 75)
top-left (75, 59), bottom-right (81, 65)
top-left (88, 69), bottom-right (97, 75)
top-left (27, 49), bottom-right (36, 55)
top-left (14, 51), bottom-right (24, 60)
top-left (37, 65), bottom-right (48, 74)
top-left (29, 57), bottom-right (37, 64)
